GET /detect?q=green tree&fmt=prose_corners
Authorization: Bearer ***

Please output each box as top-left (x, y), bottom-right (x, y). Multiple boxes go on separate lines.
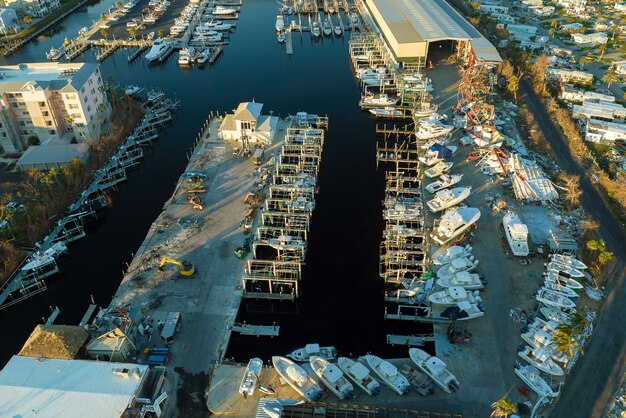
top-left (598, 43), bottom-right (607, 62)
top-left (490, 398), bottom-right (517, 418)
top-left (553, 328), bottom-right (583, 361)
top-left (101, 28), bottom-right (109, 39)
top-left (115, 1), bottom-right (123, 8)
top-left (507, 74), bottom-right (520, 101)
top-left (157, 29), bottom-right (165, 38)
top-left (602, 69), bottom-right (618, 88)
top-left (128, 27), bottom-right (137, 39)
top-left (566, 312), bottom-right (589, 335)
top-left (23, 15), bottom-right (31, 24)
top-left (549, 20), bottom-right (557, 38)
top-left (579, 55), bottom-right (590, 68)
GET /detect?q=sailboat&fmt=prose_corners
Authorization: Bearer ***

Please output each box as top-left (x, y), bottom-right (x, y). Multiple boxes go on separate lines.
top-left (309, 356), bottom-right (355, 399)
top-left (363, 355), bottom-right (410, 395)
top-left (409, 348), bottom-right (459, 393)
top-left (337, 357), bottom-right (381, 395)
top-left (272, 356), bottom-right (324, 401)
top-left (239, 358), bottom-right (263, 396)
top-left (503, 211), bottom-right (529, 257)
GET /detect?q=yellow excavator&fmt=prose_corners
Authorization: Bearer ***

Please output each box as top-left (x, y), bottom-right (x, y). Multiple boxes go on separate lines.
top-left (157, 257), bottom-right (196, 277)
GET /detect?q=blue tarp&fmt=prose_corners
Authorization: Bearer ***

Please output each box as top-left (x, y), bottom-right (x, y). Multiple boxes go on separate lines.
top-left (428, 144), bottom-right (453, 159)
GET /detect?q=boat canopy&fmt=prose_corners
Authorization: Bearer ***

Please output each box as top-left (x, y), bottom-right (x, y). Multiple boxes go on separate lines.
top-left (429, 143), bottom-right (453, 159)
top-left (350, 362), bottom-right (370, 380)
top-left (379, 361), bottom-right (398, 378)
top-left (305, 344), bottom-right (320, 354)
top-left (455, 271), bottom-right (472, 282)
top-left (533, 330), bottom-right (552, 345)
top-left (447, 286), bottom-right (465, 299)
top-left (425, 357), bottom-right (447, 374)
top-left (457, 300), bottom-right (472, 310)
top-left (450, 258), bottom-right (467, 269)
top-left (322, 364), bottom-right (342, 383)
top-left (533, 348), bottom-right (551, 362)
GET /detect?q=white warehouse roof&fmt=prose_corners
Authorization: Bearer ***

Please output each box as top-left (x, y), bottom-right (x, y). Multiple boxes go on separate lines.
top-left (0, 356), bottom-right (149, 418)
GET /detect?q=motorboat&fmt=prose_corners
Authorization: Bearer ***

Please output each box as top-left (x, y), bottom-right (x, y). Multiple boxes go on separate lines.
top-left (416, 120), bottom-right (454, 140)
top-left (426, 187), bottom-right (471, 212)
top-left (424, 162), bottom-right (453, 179)
top-left (360, 93), bottom-right (397, 107)
top-left (22, 242), bottom-right (67, 271)
top-left (536, 288), bottom-right (576, 310)
top-left (416, 112), bottom-right (446, 122)
top-left (398, 364), bottom-right (434, 396)
top-left (436, 257), bottom-right (478, 279)
top-left (196, 48), bottom-right (211, 64)
top-left (145, 38), bottom-right (172, 62)
top-left (204, 20), bottom-right (232, 31)
top-left (544, 271), bottom-right (584, 290)
top-left (361, 72), bottom-right (392, 86)
top-left (277, 32), bottom-right (286, 43)
top-left (287, 343), bottom-right (337, 362)
top-left (437, 271), bottom-right (483, 290)
top-left (515, 364), bottom-right (559, 398)
top-left (213, 5), bottom-right (236, 15)
top-left (503, 211), bottom-right (529, 257)
top-left (309, 356), bottom-right (355, 399)
top-left (363, 354), bottom-right (411, 395)
top-left (311, 21), bottom-right (321, 37)
top-left (409, 348), bottom-right (459, 393)
top-left (337, 357), bottom-right (381, 395)
top-left (266, 235), bottom-right (305, 251)
top-left (432, 244), bottom-right (472, 265)
top-left (46, 47), bottom-right (63, 60)
top-left (440, 301), bottom-right (484, 321)
top-left (322, 19), bottom-right (332, 36)
top-left (425, 174), bottom-right (463, 193)
top-left (124, 85), bottom-right (143, 96)
top-left (521, 320), bottom-right (567, 363)
top-left (550, 254), bottom-right (587, 270)
top-left (539, 305), bottom-right (570, 324)
top-left (369, 107), bottom-right (403, 118)
top-left (430, 207), bottom-right (481, 246)
top-left (349, 11), bottom-right (359, 25)
top-left (239, 357), bottom-right (263, 397)
top-left (383, 202), bottom-right (422, 221)
top-left (142, 14), bottom-right (157, 24)
top-left (178, 48), bottom-right (192, 65)
top-left (147, 31), bottom-right (155, 39)
top-left (428, 286), bottom-right (478, 306)
top-left (419, 144), bottom-right (456, 166)
top-left (272, 356), bottom-right (323, 401)
top-left (334, 24), bottom-right (342, 36)
top-left (356, 66), bottom-right (387, 79)
top-left (384, 224), bottom-right (421, 238)
top-left (276, 14), bottom-right (285, 31)
top-left (517, 346), bottom-right (564, 376)
top-left (541, 282), bottom-right (578, 299)
top-left (192, 33), bottom-right (222, 43)
top-left (414, 102), bottom-right (439, 118)
top-left (194, 25), bottom-right (220, 36)
top-left (546, 261), bottom-right (584, 278)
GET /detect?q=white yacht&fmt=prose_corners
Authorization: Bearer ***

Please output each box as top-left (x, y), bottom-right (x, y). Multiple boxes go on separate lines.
top-left (521, 320), bottom-right (567, 363)
top-left (360, 93), bottom-right (397, 107)
top-left (194, 25), bottom-right (220, 36)
top-left (432, 244), bottom-right (472, 265)
top-left (430, 207), bottom-right (481, 246)
top-left (436, 257), bottom-right (478, 279)
top-left (409, 348), bottom-right (459, 393)
top-left (539, 305), bottom-right (570, 324)
top-left (334, 23), bottom-right (342, 36)
top-left (542, 282), bottom-right (578, 299)
top-left (178, 48), bottom-right (192, 65)
top-left (145, 38), bottom-right (172, 62)
top-left (124, 85), bottom-right (142, 96)
top-left (515, 365), bottom-right (559, 398)
top-left (287, 343), bottom-right (337, 362)
top-left (544, 271), bottom-right (584, 290)
top-left (267, 235), bottom-right (305, 251)
top-left (503, 211), bottom-right (529, 257)
top-left (436, 271), bottom-right (483, 290)
top-left (239, 358), bottom-right (263, 397)
top-left (440, 301), bottom-right (484, 321)
top-left (311, 21), bottom-right (321, 37)
top-left (309, 356), bottom-right (355, 399)
top-left (426, 187), bottom-right (471, 213)
top-left (337, 357), bottom-right (381, 395)
top-left (419, 145), bottom-right (457, 166)
top-left (272, 356), bottom-right (324, 401)
top-left (276, 14), bottom-right (285, 31)
top-left (369, 107), bottom-right (403, 118)
top-left (424, 161), bottom-right (453, 179)
top-left (550, 254), bottom-right (587, 270)
top-left (204, 20), bottom-right (232, 31)
top-left (213, 5), bottom-right (236, 15)
top-left (536, 288), bottom-right (576, 310)
top-left (322, 19), bottom-right (332, 36)
top-left (46, 47), bottom-right (63, 60)
top-left (425, 173), bottom-right (463, 193)
top-left (363, 355), bottom-right (410, 395)
top-left (196, 48), bottom-right (211, 64)
top-left (517, 346), bottom-right (564, 376)
top-left (428, 286), bottom-right (477, 306)
top-left (416, 120), bottom-right (454, 140)
top-left (546, 262), bottom-right (584, 278)
top-left (357, 67), bottom-right (387, 79)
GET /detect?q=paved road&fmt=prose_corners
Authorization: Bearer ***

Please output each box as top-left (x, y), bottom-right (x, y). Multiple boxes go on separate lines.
top-left (520, 78), bottom-right (626, 417)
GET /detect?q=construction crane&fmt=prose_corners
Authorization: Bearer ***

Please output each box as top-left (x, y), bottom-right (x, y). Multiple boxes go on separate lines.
top-left (157, 257), bottom-right (195, 277)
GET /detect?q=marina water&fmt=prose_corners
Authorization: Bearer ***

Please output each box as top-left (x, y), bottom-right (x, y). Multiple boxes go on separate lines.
top-left (0, 0), bottom-right (431, 365)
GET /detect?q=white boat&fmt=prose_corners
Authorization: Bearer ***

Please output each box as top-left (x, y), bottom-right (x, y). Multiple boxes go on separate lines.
top-left (550, 254), bottom-right (587, 270)
top-left (349, 11), bottom-right (358, 25)
top-left (503, 211), bottom-right (529, 257)
top-left (322, 19), bottom-right (332, 36)
top-left (337, 357), bottom-right (380, 395)
top-left (440, 301), bottom-right (484, 321)
top-left (436, 257), bottom-right (478, 279)
top-left (539, 305), bottom-right (570, 323)
top-left (436, 271), bottom-right (483, 290)
top-left (536, 288), bottom-right (576, 310)
top-left (311, 21), bottom-right (321, 37)
top-left (192, 33), bottom-right (222, 43)
top-left (383, 202), bottom-right (422, 221)
top-left (287, 343), bottom-right (337, 362)
top-left (145, 38), bottom-right (171, 62)
top-left (363, 355), bottom-right (410, 395)
top-left (267, 235), bottom-right (305, 251)
top-left (517, 346), bottom-right (564, 376)
top-left (546, 261), bottom-right (584, 278)
top-left (398, 364), bottom-right (434, 396)
top-left (204, 20), bottom-right (232, 31)
top-left (544, 271), bottom-right (583, 290)
top-left (432, 244), bottom-right (472, 265)
top-left (194, 25), bottom-right (220, 36)
top-left (426, 187), bottom-right (470, 212)
top-left (272, 356), bottom-right (323, 401)
top-left (21, 253), bottom-right (55, 271)
top-left (46, 47), bottom-right (62, 60)
top-left (515, 364), bottom-right (559, 398)
top-left (124, 85), bottom-right (142, 96)
top-left (430, 207), bottom-right (481, 246)
top-left (309, 356), bottom-right (355, 399)
top-left (428, 286), bottom-right (477, 306)
top-left (361, 73), bottom-right (391, 86)
top-left (278, 32), bottom-right (286, 43)
top-left (541, 283), bottom-right (578, 299)
top-left (416, 120), bottom-right (454, 140)
top-left (369, 107), bottom-right (403, 118)
top-left (356, 67), bottom-right (387, 79)
top-left (419, 145), bottom-right (457, 166)
top-left (143, 14), bottom-right (157, 24)
top-left (276, 14), bottom-right (285, 31)
top-left (334, 24), bottom-right (342, 36)
top-left (360, 93), bottom-right (397, 107)
top-left (424, 162), bottom-right (453, 179)
top-left (213, 5), bottom-right (236, 14)
top-left (409, 348), bottom-right (459, 393)
top-left (196, 48), bottom-right (211, 64)
top-left (178, 48), bottom-right (192, 65)
top-left (425, 174), bottom-right (463, 193)
top-left (239, 357), bottom-right (263, 396)
top-left (521, 321), bottom-right (567, 363)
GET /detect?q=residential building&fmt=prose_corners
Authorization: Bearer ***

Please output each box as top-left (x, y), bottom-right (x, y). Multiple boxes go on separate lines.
top-left (549, 45), bottom-right (573, 56)
top-left (16, 142), bottom-right (90, 170)
top-left (218, 101), bottom-right (279, 145)
top-left (572, 99), bottom-right (626, 121)
top-left (86, 327), bottom-right (137, 362)
top-left (0, 62), bottom-right (110, 154)
top-left (560, 23), bottom-right (583, 32)
top-left (518, 36), bottom-right (549, 51)
top-left (571, 32), bottom-right (608, 46)
top-left (506, 24), bottom-right (537, 41)
top-left (531, 6), bottom-right (554, 16)
top-left (0, 8), bottom-right (19, 33)
top-left (521, 0), bottom-right (543, 7)
top-left (546, 68), bottom-right (594, 84)
top-left (4, 0), bottom-right (60, 17)
top-left (585, 119), bottom-right (626, 143)
top-left (479, 4), bottom-right (509, 13)
top-left (560, 84), bottom-right (615, 103)
top-left (491, 13), bottom-right (516, 23)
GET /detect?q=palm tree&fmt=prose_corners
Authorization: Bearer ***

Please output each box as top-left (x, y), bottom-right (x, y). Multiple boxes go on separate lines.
top-left (549, 20), bottom-right (557, 38)
top-left (579, 55), bottom-right (590, 68)
top-left (491, 398), bottom-right (517, 418)
top-left (115, 1), bottom-right (122, 8)
top-left (507, 74), bottom-right (520, 101)
top-left (597, 43), bottom-right (607, 62)
top-left (566, 312), bottom-right (589, 335)
top-left (100, 28), bottom-right (109, 39)
top-left (553, 328), bottom-right (583, 361)
top-left (128, 27), bottom-right (137, 39)
top-left (602, 69), bottom-right (618, 88)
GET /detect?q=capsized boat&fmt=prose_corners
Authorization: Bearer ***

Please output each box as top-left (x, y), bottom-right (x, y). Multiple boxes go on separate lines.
top-left (517, 346), bottom-right (564, 376)
top-left (550, 254), bottom-right (587, 270)
top-left (426, 187), bottom-right (471, 212)
top-left (425, 173), bottom-right (463, 193)
top-left (432, 244), bottom-right (472, 265)
top-left (428, 286), bottom-right (478, 306)
top-left (409, 348), bottom-right (459, 393)
top-left (440, 301), bottom-right (484, 321)
top-left (430, 207), bottom-right (481, 246)
top-left (239, 357), bottom-right (263, 396)
top-left (287, 343), bottom-right (337, 362)
top-left (544, 271), bottom-right (584, 290)
top-left (309, 356), bottom-right (355, 399)
top-left (436, 271), bottom-right (483, 290)
top-left (536, 288), bottom-right (576, 310)
top-left (272, 356), bottom-right (323, 401)
top-left (503, 211), bottom-right (529, 257)
top-left (363, 354), bottom-right (410, 395)
top-left (515, 364), bottom-right (559, 398)
top-left (436, 257), bottom-right (478, 279)
top-left (424, 162), bottom-right (453, 179)
top-left (337, 357), bottom-right (381, 395)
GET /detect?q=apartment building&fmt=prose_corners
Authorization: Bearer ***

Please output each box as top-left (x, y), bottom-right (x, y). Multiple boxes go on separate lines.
top-left (3, 0), bottom-right (60, 18)
top-left (0, 62), bottom-right (110, 153)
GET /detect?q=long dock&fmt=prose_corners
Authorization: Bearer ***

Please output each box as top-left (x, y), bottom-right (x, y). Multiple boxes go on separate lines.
top-left (232, 322), bottom-right (280, 336)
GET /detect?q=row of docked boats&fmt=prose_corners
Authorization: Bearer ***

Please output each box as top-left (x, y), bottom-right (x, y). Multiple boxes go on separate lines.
top-left (177, 47), bottom-right (213, 65)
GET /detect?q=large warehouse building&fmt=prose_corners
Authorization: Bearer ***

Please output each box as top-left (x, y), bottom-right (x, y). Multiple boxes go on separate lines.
top-left (364, 0), bottom-right (501, 66)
